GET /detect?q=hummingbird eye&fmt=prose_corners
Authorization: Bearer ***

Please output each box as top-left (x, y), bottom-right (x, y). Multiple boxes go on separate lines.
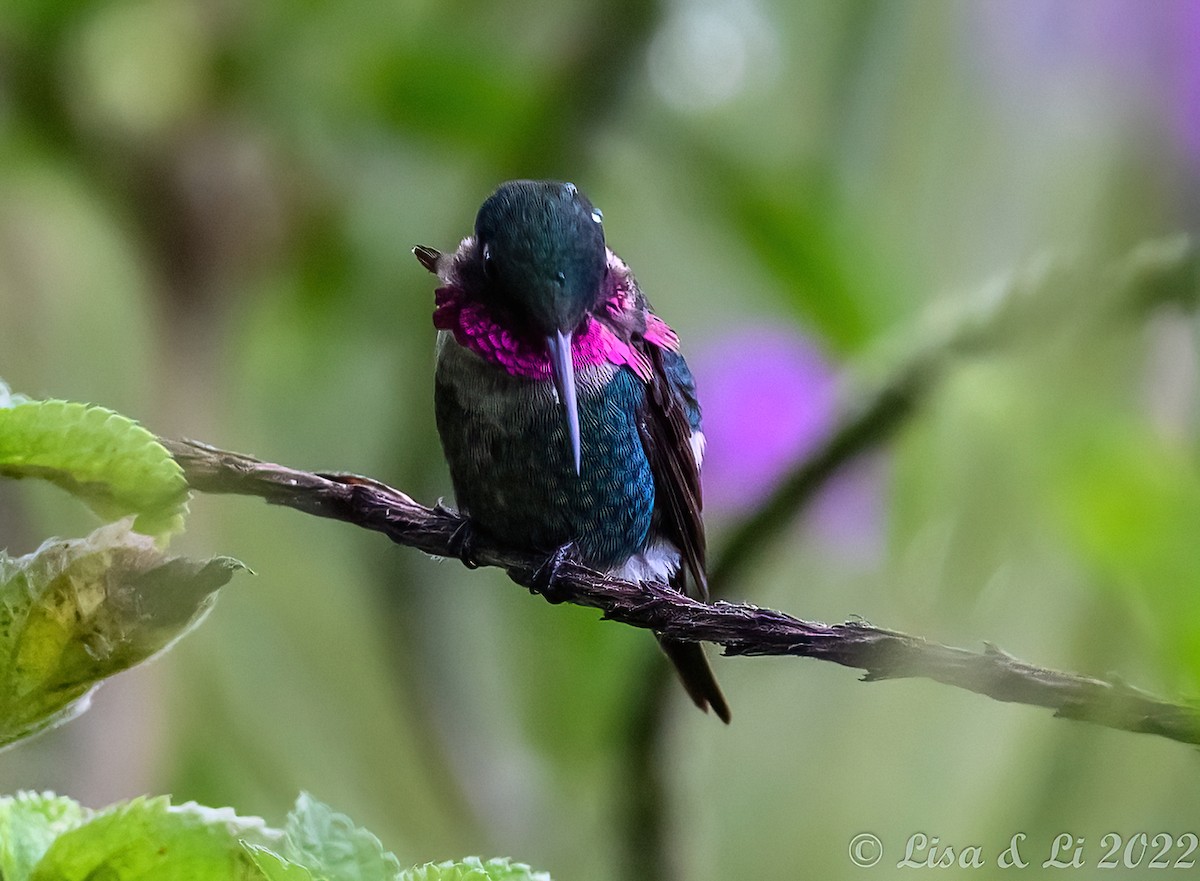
top-left (591, 209), bottom-right (603, 224)
top-left (482, 242), bottom-right (498, 280)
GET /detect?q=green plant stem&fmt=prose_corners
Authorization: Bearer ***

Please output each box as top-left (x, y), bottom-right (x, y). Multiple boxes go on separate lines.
top-left (711, 235), bottom-right (1200, 595)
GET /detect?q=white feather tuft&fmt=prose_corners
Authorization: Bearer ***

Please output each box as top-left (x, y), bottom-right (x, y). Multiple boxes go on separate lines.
top-left (607, 541), bottom-right (680, 583)
top-left (690, 430), bottom-right (706, 468)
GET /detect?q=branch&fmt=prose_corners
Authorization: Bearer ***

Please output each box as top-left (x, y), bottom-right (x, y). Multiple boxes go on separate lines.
top-left (163, 438), bottom-right (1200, 746)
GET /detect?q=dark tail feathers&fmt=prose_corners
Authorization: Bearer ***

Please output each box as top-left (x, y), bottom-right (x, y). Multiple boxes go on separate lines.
top-left (659, 637), bottom-right (731, 723)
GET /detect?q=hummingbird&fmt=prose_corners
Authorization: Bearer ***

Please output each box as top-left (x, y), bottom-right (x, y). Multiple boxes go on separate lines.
top-left (415, 179), bottom-right (729, 722)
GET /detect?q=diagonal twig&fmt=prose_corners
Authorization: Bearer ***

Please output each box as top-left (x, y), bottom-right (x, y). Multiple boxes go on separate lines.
top-left (162, 437), bottom-right (1200, 746)
top-left (710, 236), bottom-right (1200, 594)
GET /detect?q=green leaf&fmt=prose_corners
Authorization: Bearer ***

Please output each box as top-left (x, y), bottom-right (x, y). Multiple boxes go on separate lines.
top-left (0, 382), bottom-right (189, 536)
top-left (242, 845), bottom-right (319, 881)
top-left (399, 857), bottom-right (552, 881)
top-left (29, 797), bottom-right (281, 881)
top-left (281, 793), bottom-right (403, 881)
top-left (0, 520), bottom-right (244, 747)
top-left (0, 792), bottom-right (90, 881)
top-left (0, 790), bottom-right (540, 881)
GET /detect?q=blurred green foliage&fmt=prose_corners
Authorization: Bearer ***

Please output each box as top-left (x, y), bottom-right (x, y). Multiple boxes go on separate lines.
top-left (1, 790), bottom-right (544, 880)
top-left (2, 1), bottom-right (1200, 880)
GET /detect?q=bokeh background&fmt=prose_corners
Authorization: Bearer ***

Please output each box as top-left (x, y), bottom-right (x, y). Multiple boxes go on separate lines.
top-left (3, 0), bottom-right (1200, 878)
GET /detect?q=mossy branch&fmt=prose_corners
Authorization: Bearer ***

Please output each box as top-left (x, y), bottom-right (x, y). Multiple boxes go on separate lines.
top-left (163, 437), bottom-right (1200, 746)
top-left (711, 235), bottom-right (1200, 593)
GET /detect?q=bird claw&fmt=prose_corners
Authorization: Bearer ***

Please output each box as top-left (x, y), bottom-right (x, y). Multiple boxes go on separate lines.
top-left (530, 542), bottom-right (575, 604)
top-left (445, 518), bottom-right (480, 570)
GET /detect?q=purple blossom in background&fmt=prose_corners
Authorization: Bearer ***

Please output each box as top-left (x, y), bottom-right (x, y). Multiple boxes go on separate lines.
top-left (691, 324), bottom-right (888, 559)
top-left (969, 0), bottom-right (1200, 168)
top-left (691, 326), bottom-right (836, 512)
top-left (806, 454), bottom-right (888, 562)
top-left (1171, 0), bottom-right (1200, 163)
top-left (968, 0), bottom-right (1200, 437)
top-left (691, 325), bottom-right (885, 559)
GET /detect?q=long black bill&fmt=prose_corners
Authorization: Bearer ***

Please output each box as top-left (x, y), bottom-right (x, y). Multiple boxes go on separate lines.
top-left (545, 330), bottom-right (581, 475)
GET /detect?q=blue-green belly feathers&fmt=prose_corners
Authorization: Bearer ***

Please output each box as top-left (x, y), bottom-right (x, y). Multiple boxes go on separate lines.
top-left (435, 334), bottom-right (658, 569)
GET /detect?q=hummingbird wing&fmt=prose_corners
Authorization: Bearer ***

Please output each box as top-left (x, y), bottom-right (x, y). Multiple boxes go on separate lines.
top-left (639, 343), bottom-right (731, 722)
top-left (638, 344), bottom-right (707, 599)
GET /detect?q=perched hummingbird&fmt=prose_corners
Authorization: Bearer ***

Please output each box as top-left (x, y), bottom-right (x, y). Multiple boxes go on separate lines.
top-left (415, 179), bottom-right (729, 722)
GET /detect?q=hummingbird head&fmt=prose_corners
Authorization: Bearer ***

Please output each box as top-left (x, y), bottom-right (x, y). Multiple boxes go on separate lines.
top-left (470, 180), bottom-right (608, 474)
top-left (472, 179), bottom-right (607, 337)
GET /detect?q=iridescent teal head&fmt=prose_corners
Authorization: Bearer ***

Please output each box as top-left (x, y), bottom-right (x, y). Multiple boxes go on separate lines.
top-left (471, 180), bottom-right (608, 473)
top-left (472, 180), bottom-right (607, 336)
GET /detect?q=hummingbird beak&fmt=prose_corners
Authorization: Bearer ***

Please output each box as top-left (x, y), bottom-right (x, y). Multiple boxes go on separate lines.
top-left (545, 329), bottom-right (582, 475)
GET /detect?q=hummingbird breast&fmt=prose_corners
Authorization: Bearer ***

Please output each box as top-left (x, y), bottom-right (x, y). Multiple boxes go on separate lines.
top-left (434, 331), bottom-right (661, 570)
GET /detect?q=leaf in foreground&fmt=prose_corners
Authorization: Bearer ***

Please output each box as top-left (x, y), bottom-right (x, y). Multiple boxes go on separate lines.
top-left (280, 792), bottom-right (404, 881)
top-left (400, 856), bottom-right (552, 881)
top-left (29, 797), bottom-right (280, 881)
top-left (3, 791), bottom-right (551, 881)
top-left (242, 845), bottom-right (318, 881)
top-left (0, 384), bottom-right (189, 536)
top-left (0, 792), bottom-right (90, 881)
top-left (0, 521), bottom-right (244, 747)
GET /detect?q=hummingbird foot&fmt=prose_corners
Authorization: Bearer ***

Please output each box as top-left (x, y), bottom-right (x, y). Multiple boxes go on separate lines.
top-left (529, 542), bottom-right (577, 604)
top-left (441, 512), bottom-right (481, 570)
